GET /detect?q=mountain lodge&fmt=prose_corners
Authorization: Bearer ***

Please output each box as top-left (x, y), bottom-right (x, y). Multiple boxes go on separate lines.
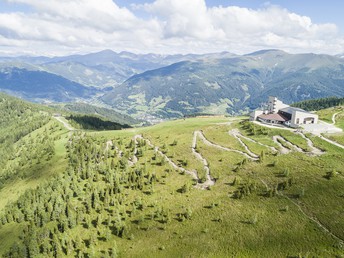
top-left (250, 96), bottom-right (318, 128)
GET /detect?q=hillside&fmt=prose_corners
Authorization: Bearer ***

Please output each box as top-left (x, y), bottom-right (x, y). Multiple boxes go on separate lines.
top-left (53, 102), bottom-right (140, 126)
top-left (0, 99), bottom-right (343, 257)
top-left (0, 50), bottom-right (234, 104)
top-left (0, 92), bottom-right (70, 214)
top-left (0, 67), bottom-right (99, 102)
top-left (0, 50), bottom-right (223, 89)
top-left (292, 96), bottom-right (344, 111)
top-left (102, 50), bottom-right (344, 119)
top-left (317, 105), bottom-right (344, 146)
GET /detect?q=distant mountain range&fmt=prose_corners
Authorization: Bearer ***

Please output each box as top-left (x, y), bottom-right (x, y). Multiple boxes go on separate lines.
top-left (0, 67), bottom-right (99, 102)
top-left (0, 50), bottom-right (227, 89)
top-left (102, 49), bottom-right (344, 119)
top-left (1, 49), bottom-right (344, 120)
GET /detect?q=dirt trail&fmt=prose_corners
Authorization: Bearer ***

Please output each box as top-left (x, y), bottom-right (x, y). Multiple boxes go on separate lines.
top-left (196, 131), bottom-right (259, 161)
top-left (128, 135), bottom-right (141, 166)
top-left (281, 193), bottom-right (344, 244)
top-left (105, 140), bottom-right (113, 151)
top-left (192, 131), bottom-right (215, 188)
top-left (53, 116), bottom-right (74, 131)
top-left (272, 136), bottom-right (291, 154)
top-left (134, 135), bottom-right (201, 185)
top-left (233, 130), bottom-right (278, 153)
top-left (295, 132), bottom-right (325, 155)
top-left (319, 135), bottom-right (344, 150)
top-left (275, 135), bottom-right (304, 153)
top-left (332, 112), bottom-right (340, 125)
top-left (229, 129), bottom-right (260, 158)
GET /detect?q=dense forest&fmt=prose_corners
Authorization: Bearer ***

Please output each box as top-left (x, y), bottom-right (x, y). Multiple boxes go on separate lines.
top-left (67, 115), bottom-right (131, 131)
top-left (54, 103), bottom-right (140, 126)
top-left (292, 97), bottom-right (344, 111)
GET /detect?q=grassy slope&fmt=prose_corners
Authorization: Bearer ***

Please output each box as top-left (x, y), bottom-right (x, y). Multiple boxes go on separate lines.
top-left (0, 116), bottom-right (343, 257)
top-left (95, 117), bottom-right (344, 257)
top-left (0, 120), bottom-right (68, 210)
top-left (317, 106), bottom-right (344, 145)
top-left (0, 121), bottom-right (69, 256)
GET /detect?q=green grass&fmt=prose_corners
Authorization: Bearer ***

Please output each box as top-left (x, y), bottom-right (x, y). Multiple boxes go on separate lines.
top-left (317, 106), bottom-right (344, 124)
top-left (317, 105), bottom-right (344, 145)
top-left (0, 120), bottom-right (69, 211)
top-left (102, 117), bottom-right (344, 257)
top-left (0, 116), bottom-right (343, 257)
top-left (0, 223), bottom-right (26, 255)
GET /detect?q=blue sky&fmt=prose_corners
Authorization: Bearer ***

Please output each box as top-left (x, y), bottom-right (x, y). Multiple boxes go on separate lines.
top-left (0, 0), bottom-right (343, 56)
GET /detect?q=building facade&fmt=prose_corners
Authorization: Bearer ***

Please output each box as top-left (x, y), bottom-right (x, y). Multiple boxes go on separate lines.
top-left (250, 97), bottom-right (318, 128)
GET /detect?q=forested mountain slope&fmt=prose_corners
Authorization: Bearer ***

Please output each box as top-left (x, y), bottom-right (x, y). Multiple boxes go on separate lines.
top-left (0, 100), bottom-right (343, 257)
top-left (0, 50), bottom-right (230, 89)
top-left (0, 93), bottom-right (70, 212)
top-left (52, 102), bottom-right (140, 126)
top-left (292, 96), bottom-right (344, 111)
top-left (103, 50), bottom-right (344, 119)
top-left (0, 68), bottom-right (99, 102)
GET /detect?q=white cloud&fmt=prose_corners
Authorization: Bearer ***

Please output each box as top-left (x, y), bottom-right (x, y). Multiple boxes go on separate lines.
top-left (0, 0), bottom-right (343, 56)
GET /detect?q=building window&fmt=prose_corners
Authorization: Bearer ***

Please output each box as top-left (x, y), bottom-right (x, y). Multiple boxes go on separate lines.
top-left (296, 118), bottom-right (300, 124)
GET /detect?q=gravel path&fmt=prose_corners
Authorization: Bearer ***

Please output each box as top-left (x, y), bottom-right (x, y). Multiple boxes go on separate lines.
top-left (105, 140), bottom-right (113, 151)
top-left (295, 132), bottom-right (325, 155)
top-left (229, 129), bottom-right (260, 158)
top-left (276, 135), bottom-right (304, 152)
top-left (233, 130), bottom-right (278, 153)
top-left (195, 131), bottom-right (259, 161)
top-left (53, 116), bottom-right (74, 131)
top-left (192, 131), bottom-right (215, 189)
top-left (319, 135), bottom-right (344, 149)
top-left (134, 135), bottom-right (200, 184)
top-left (332, 112), bottom-right (340, 125)
top-left (272, 136), bottom-right (291, 154)
top-left (272, 134), bottom-right (325, 155)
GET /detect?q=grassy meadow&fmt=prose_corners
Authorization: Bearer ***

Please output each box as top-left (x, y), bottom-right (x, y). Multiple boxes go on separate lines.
top-left (317, 106), bottom-right (344, 145)
top-left (0, 114), bottom-right (343, 257)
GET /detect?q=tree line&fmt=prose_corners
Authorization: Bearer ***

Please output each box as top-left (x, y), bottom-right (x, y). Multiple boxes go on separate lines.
top-left (291, 96), bottom-right (344, 111)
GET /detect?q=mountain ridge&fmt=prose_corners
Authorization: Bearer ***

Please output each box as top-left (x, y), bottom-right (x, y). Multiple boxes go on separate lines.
top-left (1, 49), bottom-right (344, 121)
top-left (102, 50), bottom-right (344, 119)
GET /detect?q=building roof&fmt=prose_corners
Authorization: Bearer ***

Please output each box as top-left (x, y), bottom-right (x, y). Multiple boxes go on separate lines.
top-left (258, 113), bottom-right (288, 122)
top-left (279, 106), bottom-right (310, 114)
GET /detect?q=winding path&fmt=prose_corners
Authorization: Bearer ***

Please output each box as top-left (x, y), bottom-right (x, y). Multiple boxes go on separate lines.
top-left (318, 135), bottom-right (344, 150)
top-left (133, 135), bottom-right (200, 185)
top-left (196, 131), bottom-right (259, 161)
top-left (105, 140), bottom-right (113, 151)
top-left (229, 129), bottom-right (259, 158)
top-left (53, 116), bottom-right (74, 131)
top-left (272, 136), bottom-right (291, 154)
top-left (331, 112), bottom-right (340, 125)
top-left (271, 134), bottom-right (324, 156)
top-left (295, 132), bottom-right (325, 155)
top-left (232, 130), bottom-right (278, 153)
top-left (118, 127), bottom-right (327, 190)
top-left (192, 131), bottom-right (215, 188)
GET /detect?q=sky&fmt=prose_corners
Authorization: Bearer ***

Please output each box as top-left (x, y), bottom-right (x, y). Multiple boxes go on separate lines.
top-left (0, 0), bottom-right (343, 56)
